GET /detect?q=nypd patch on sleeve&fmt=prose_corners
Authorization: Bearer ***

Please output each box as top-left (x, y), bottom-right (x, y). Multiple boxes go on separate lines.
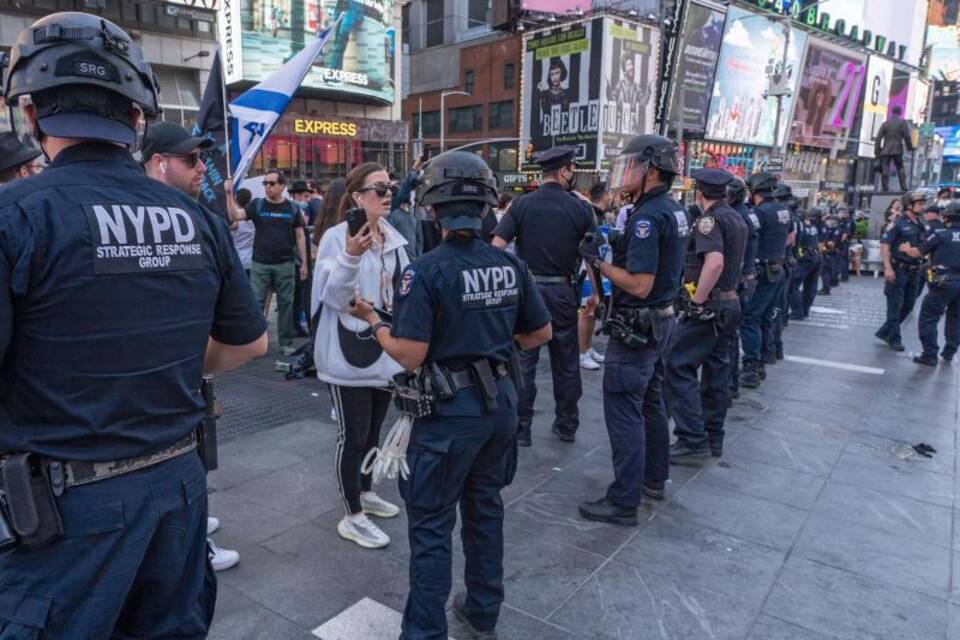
top-left (697, 216), bottom-right (716, 235)
top-left (460, 265), bottom-right (519, 310)
top-left (84, 204), bottom-right (204, 275)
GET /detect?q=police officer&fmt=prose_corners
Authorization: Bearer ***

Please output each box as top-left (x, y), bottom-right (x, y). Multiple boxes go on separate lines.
top-left (790, 207), bottom-right (823, 320)
top-left (768, 184), bottom-right (799, 362)
top-left (349, 151), bottom-right (552, 639)
top-left (666, 168), bottom-right (748, 462)
top-left (838, 207), bottom-right (854, 283)
top-left (727, 177), bottom-right (760, 399)
top-left (0, 13), bottom-right (268, 637)
top-left (906, 202), bottom-right (960, 366)
top-left (739, 172), bottom-right (794, 389)
top-left (818, 212), bottom-right (842, 295)
top-left (876, 190), bottom-right (928, 351)
top-left (494, 146), bottom-right (598, 446)
top-left (576, 135), bottom-right (688, 524)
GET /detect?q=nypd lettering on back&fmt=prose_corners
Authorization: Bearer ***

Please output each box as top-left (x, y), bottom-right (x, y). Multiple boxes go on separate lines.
top-left (84, 204), bottom-right (204, 274)
top-left (461, 266), bottom-right (519, 310)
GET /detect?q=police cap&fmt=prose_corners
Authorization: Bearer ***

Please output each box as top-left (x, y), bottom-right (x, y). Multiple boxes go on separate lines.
top-left (4, 12), bottom-right (160, 145)
top-left (746, 171), bottom-right (778, 195)
top-left (727, 177), bottom-right (747, 206)
top-left (420, 151), bottom-right (498, 230)
top-left (0, 131), bottom-right (41, 175)
top-left (537, 146), bottom-right (578, 172)
top-left (691, 168), bottom-right (734, 199)
top-left (140, 122), bottom-right (212, 163)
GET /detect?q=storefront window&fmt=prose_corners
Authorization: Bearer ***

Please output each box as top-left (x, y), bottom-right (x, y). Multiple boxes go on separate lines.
top-left (154, 66), bottom-right (200, 129)
top-left (488, 143), bottom-right (517, 172)
top-left (362, 141), bottom-right (390, 167)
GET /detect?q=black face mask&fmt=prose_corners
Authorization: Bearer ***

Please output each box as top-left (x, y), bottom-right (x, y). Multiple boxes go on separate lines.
top-left (563, 168), bottom-right (578, 193)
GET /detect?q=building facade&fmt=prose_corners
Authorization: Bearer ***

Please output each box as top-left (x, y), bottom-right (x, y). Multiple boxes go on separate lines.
top-left (0, 0), bottom-right (218, 133)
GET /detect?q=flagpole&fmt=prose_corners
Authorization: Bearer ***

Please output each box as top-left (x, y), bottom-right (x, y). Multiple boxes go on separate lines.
top-left (219, 50), bottom-right (232, 182)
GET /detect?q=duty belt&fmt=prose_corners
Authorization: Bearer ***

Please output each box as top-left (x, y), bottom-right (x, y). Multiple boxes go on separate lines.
top-left (61, 431), bottom-right (198, 488)
top-left (448, 363), bottom-right (509, 390)
top-left (621, 304), bottom-right (674, 319)
top-left (532, 274), bottom-right (577, 286)
top-left (711, 290), bottom-right (739, 302)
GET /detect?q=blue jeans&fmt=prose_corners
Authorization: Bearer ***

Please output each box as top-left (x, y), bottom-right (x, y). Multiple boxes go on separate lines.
top-left (877, 266), bottom-right (922, 344)
top-left (741, 269), bottom-right (785, 364)
top-left (0, 451), bottom-right (214, 638)
top-left (401, 380), bottom-right (519, 640)
top-left (918, 280), bottom-right (960, 357)
top-left (602, 317), bottom-right (675, 508)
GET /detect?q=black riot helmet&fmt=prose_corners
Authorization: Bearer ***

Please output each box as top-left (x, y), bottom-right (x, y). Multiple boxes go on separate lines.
top-left (608, 134), bottom-right (681, 193)
top-left (901, 190), bottom-right (928, 211)
top-left (419, 151), bottom-right (498, 231)
top-left (746, 171), bottom-right (778, 195)
top-left (804, 206), bottom-right (824, 222)
top-left (727, 177), bottom-right (747, 206)
top-left (943, 201), bottom-right (960, 225)
top-left (4, 12), bottom-right (160, 146)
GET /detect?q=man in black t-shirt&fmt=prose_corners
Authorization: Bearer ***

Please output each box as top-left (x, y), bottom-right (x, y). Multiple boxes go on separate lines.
top-left (227, 170), bottom-right (307, 354)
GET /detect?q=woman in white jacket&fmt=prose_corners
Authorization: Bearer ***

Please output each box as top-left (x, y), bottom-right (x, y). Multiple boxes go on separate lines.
top-left (311, 162), bottom-right (409, 549)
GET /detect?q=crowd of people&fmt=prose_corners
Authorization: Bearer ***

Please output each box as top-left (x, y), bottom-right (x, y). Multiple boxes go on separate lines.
top-left (3, 12), bottom-right (960, 640)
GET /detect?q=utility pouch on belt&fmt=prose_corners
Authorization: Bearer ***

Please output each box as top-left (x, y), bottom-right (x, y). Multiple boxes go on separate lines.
top-left (1, 453), bottom-right (63, 549)
top-left (604, 313), bottom-right (649, 350)
top-left (468, 359), bottom-right (499, 413)
top-left (426, 363), bottom-right (456, 401)
top-left (392, 372), bottom-right (436, 418)
top-left (0, 498), bottom-right (16, 550)
top-left (198, 376), bottom-right (219, 472)
top-left (764, 262), bottom-right (782, 281)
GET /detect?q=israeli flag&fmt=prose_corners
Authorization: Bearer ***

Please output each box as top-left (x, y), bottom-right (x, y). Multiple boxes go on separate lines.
top-left (229, 20), bottom-right (338, 183)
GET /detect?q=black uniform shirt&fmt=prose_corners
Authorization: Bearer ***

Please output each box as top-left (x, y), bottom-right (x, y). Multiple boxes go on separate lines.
top-left (753, 196), bottom-right (791, 262)
top-left (880, 215), bottom-right (926, 265)
top-left (494, 183), bottom-right (597, 276)
top-left (734, 203), bottom-right (760, 277)
top-left (0, 144), bottom-right (266, 462)
top-left (799, 221), bottom-right (821, 255)
top-left (612, 185), bottom-right (689, 309)
top-left (920, 226), bottom-right (960, 271)
top-left (391, 237), bottom-right (550, 367)
top-left (684, 201), bottom-right (748, 292)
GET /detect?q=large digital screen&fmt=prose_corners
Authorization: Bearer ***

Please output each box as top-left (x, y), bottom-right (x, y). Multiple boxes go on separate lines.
top-left (789, 41), bottom-right (865, 149)
top-left (599, 19), bottom-right (659, 169)
top-left (704, 7), bottom-right (806, 148)
top-left (669, 2), bottom-right (725, 134)
top-left (928, 26), bottom-right (960, 81)
top-left (219, 0), bottom-right (396, 105)
top-left (937, 126), bottom-right (960, 158)
top-left (519, 18), bottom-right (604, 171)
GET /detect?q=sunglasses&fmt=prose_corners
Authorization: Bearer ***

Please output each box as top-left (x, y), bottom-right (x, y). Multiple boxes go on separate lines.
top-left (359, 183), bottom-right (398, 198)
top-left (162, 152), bottom-right (201, 168)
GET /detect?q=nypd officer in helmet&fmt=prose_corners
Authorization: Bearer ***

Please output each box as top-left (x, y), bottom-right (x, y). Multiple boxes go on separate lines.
top-left (349, 151), bottom-right (551, 639)
top-left (739, 171), bottom-right (794, 389)
top-left (0, 13), bottom-right (267, 637)
top-left (576, 135), bottom-right (688, 524)
top-left (493, 146), bottom-right (598, 446)
top-left (897, 201), bottom-right (960, 366)
top-left (666, 168), bottom-right (748, 463)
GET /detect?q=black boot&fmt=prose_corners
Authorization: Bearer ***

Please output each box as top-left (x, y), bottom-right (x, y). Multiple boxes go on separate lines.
top-left (740, 361), bottom-right (762, 389)
top-left (453, 593), bottom-right (498, 640)
top-left (758, 362), bottom-right (767, 380)
top-left (913, 354), bottom-right (938, 367)
top-left (670, 441), bottom-right (710, 464)
top-left (763, 352), bottom-right (777, 365)
top-left (709, 440), bottom-right (724, 458)
top-left (517, 423), bottom-right (531, 448)
top-left (941, 348), bottom-right (955, 362)
top-left (889, 341), bottom-right (906, 352)
top-left (579, 498), bottom-right (638, 526)
top-left (551, 423), bottom-right (576, 443)
top-left (775, 346), bottom-right (784, 360)
top-left (643, 481), bottom-right (666, 501)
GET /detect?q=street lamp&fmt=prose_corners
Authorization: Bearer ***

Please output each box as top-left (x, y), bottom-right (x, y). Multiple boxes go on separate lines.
top-left (440, 90), bottom-right (470, 153)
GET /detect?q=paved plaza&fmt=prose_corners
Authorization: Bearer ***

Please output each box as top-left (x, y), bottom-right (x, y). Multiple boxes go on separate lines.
top-left (207, 276), bottom-right (959, 640)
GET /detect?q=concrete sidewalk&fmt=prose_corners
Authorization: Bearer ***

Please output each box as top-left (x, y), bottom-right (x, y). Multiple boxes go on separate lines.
top-left (207, 277), bottom-right (959, 640)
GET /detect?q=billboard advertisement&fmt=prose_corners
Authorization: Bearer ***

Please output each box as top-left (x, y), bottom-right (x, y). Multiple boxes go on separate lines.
top-left (669, 2), bottom-right (725, 134)
top-left (857, 54), bottom-right (895, 158)
top-left (704, 6), bottom-right (807, 148)
top-left (788, 40), bottom-right (865, 149)
top-left (937, 126), bottom-right (960, 158)
top-left (927, 26), bottom-right (960, 81)
top-left (520, 19), bottom-right (604, 172)
top-left (599, 19), bottom-right (659, 169)
top-left (218, 0), bottom-right (396, 104)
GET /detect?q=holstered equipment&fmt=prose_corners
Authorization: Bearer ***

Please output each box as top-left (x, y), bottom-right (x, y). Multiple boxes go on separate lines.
top-left (532, 274), bottom-right (578, 286)
top-left (391, 371), bottom-right (436, 418)
top-left (0, 453), bottom-right (63, 549)
top-left (605, 305), bottom-right (674, 349)
top-left (198, 376), bottom-right (219, 472)
top-left (760, 260), bottom-right (784, 281)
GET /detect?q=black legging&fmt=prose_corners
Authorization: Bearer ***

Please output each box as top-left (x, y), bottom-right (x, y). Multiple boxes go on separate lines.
top-left (328, 385), bottom-right (392, 515)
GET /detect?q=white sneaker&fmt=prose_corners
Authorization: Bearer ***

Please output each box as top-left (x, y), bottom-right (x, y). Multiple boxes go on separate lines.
top-left (588, 348), bottom-right (605, 364)
top-left (208, 538), bottom-right (240, 571)
top-left (337, 514), bottom-right (390, 549)
top-left (360, 492), bottom-right (400, 518)
top-left (579, 352), bottom-right (600, 370)
top-left (206, 516), bottom-right (220, 536)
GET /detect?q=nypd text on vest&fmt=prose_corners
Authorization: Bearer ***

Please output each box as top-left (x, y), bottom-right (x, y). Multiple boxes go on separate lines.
top-left (461, 266), bottom-right (519, 309)
top-left (85, 204), bottom-right (204, 274)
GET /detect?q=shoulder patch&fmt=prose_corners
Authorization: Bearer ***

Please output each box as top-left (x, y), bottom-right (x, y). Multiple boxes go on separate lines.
top-left (697, 216), bottom-right (716, 235)
top-left (635, 219), bottom-right (652, 239)
top-left (398, 268), bottom-right (416, 298)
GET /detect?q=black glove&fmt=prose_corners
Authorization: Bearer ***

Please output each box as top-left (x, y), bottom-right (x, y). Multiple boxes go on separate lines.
top-left (688, 302), bottom-right (716, 322)
top-left (579, 232), bottom-right (605, 263)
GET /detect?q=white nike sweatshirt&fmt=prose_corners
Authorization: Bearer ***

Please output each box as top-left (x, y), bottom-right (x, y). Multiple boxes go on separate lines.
top-left (311, 219), bottom-right (409, 387)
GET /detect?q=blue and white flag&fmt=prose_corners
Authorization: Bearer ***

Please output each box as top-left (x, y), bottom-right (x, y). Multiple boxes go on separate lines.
top-left (228, 22), bottom-right (337, 183)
